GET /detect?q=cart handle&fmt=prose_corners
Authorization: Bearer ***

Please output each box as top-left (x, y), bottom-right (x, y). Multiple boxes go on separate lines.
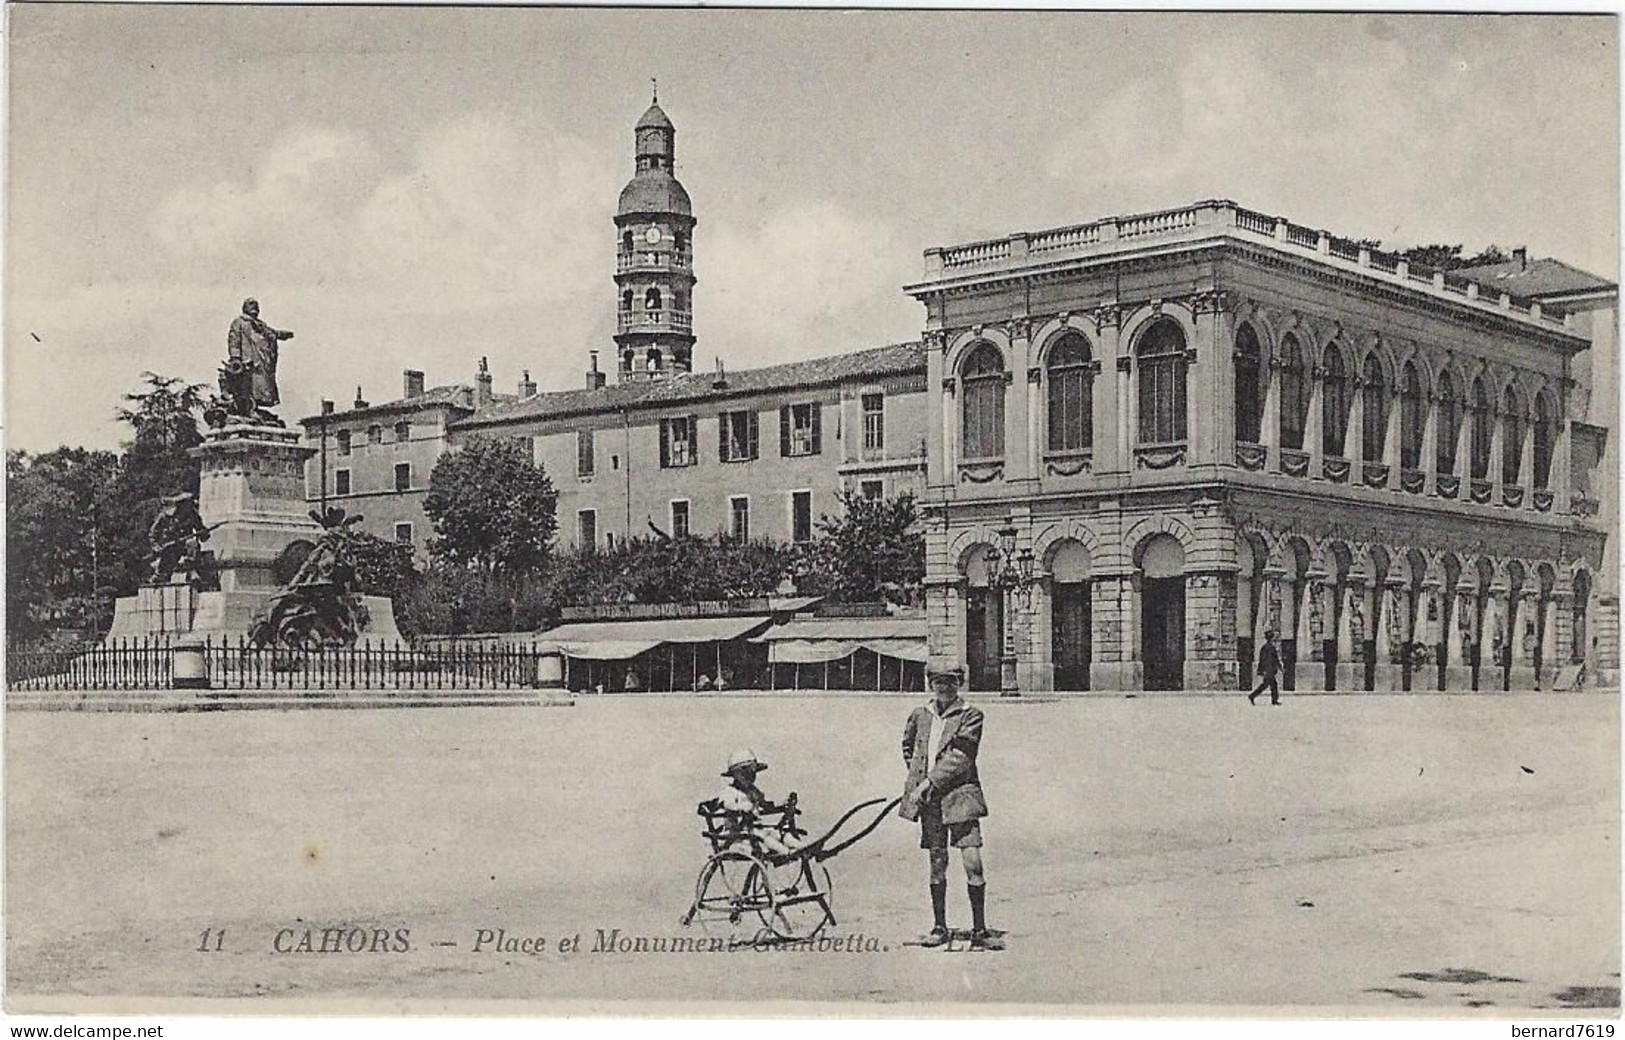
top-left (798, 796), bottom-right (903, 863)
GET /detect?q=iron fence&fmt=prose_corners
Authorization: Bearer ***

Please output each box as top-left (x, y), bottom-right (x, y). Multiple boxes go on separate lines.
top-left (8, 637), bottom-right (546, 692)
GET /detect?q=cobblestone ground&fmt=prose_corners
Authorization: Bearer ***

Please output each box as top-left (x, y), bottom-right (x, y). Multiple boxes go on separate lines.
top-left (5, 692), bottom-right (1618, 1013)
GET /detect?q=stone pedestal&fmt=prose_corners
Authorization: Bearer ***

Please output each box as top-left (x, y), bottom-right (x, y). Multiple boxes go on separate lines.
top-left (1444, 664), bottom-right (1474, 692)
top-left (1371, 662), bottom-right (1406, 692)
top-left (104, 423), bottom-right (404, 645)
top-left (1092, 661), bottom-right (1142, 693)
top-left (192, 424), bottom-right (322, 592)
top-left (1507, 664), bottom-right (1540, 693)
top-left (106, 582), bottom-right (197, 640)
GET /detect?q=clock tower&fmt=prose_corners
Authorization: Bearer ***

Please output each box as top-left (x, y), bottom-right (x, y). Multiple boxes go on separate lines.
top-left (613, 94), bottom-right (696, 382)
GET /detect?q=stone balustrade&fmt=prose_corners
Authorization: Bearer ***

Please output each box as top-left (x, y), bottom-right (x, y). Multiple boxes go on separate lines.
top-left (921, 200), bottom-right (1571, 333)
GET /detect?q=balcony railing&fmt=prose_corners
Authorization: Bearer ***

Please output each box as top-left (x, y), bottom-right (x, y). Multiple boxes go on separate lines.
top-left (617, 251), bottom-right (693, 274)
top-left (618, 309), bottom-right (693, 333)
top-left (924, 200), bottom-right (1570, 332)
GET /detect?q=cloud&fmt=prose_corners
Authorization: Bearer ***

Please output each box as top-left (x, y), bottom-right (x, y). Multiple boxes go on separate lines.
top-left (702, 199), bottom-right (919, 363)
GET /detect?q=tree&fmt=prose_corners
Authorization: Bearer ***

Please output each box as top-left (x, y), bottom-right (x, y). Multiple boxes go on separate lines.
top-left (545, 533), bottom-right (798, 608)
top-left (347, 532), bottom-right (420, 601)
top-left (115, 371), bottom-right (205, 498)
top-left (1359, 241), bottom-right (1514, 273)
top-left (6, 447), bottom-right (124, 646)
top-left (800, 490), bottom-right (926, 604)
top-left (109, 372), bottom-right (208, 594)
top-left (423, 436), bottom-right (559, 576)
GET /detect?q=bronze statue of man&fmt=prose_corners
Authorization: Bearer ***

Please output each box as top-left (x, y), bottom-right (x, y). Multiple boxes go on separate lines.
top-left (226, 298), bottom-right (295, 410)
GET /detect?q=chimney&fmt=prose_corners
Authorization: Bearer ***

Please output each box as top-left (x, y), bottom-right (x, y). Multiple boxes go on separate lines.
top-left (403, 369), bottom-right (425, 399)
top-left (518, 369), bottom-right (537, 398)
top-left (475, 356), bottom-right (493, 406)
top-left (712, 356), bottom-right (727, 389)
top-left (353, 386), bottom-right (368, 409)
top-left (320, 399), bottom-right (335, 415)
top-left (587, 350), bottom-right (607, 391)
top-left (1513, 246), bottom-right (1528, 270)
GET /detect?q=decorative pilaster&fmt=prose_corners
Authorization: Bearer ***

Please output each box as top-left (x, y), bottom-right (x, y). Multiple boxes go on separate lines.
top-left (1193, 289), bottom-right (1233, 466)
top-left (1006, 318), bottom-right (1033, 484)
top-left (940, 375), bottom-right (958, 478)
top-left (1540, 592), bottom-right (1566, 689)
top-left (1444, 586), bottom-right (1475, 691)
top-left (1335, 580), bottom-right (1367, 692)
top-left (1487, 405), bottom-right (1505, 503)
top-left (1372, 580), bottom-right (1406, 691)
top-left (1303, 366), bottom-right (1324, 474)
top-left (1093, 307), bottom-right (1123, 473)
top-left (1517, 414), bottom-right (1536, 510)
top-left (1509, 589), bottom-right (1539, 690)
top-left (1259, 356), bottom-right (1280, 455)
top-left (1380, 392), bottom-right (1402, 490)
top-left (1480, 590), bottom-right (1507, 691)
top-left (1295, 577), bottom-right (1328, 691)
top-left (1419, 392), bottom-right (1439, 495)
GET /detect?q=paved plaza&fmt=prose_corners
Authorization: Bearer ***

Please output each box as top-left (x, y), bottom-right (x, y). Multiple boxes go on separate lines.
top-left (5, 692), bottom-right (1618, 1012)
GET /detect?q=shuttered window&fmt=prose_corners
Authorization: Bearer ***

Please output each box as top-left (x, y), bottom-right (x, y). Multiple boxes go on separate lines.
top-left (720, 410), bottom-right (759, 462)
top-left (780, 402), bottom-right (821, 457)
top-left (577, 430), bottom-right (595, 478)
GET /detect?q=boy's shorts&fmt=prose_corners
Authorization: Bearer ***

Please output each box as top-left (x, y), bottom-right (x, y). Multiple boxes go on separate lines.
top-left (919, 802), bottom-right (983, 849)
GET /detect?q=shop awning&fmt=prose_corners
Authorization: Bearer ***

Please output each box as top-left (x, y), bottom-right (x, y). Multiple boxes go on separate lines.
top-left (754, 616), bottom-right (928, 664)
top-left (537, 616), bottom-right (772, 660)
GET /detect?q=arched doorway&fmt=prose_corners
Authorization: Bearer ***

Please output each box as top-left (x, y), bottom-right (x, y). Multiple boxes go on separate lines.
top-left (1573, 569), bottom-right (1592, 664)
top-left (1139, 534), bottom-right (1186, 691)
top-left (962, 544), bottom-right (1001, 692)
top-left (1048, 540), bottom-right (1092, 691)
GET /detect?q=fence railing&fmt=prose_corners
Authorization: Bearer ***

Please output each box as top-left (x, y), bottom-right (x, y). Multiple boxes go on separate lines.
top-left (8, 638), bottom-right (547, 692)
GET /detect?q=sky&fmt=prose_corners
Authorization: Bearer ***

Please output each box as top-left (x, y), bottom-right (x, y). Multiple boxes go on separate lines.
top-left (6, 7), bottom-right (1618, 453)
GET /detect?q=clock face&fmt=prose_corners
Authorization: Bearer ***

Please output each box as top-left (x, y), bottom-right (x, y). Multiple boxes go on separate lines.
top-left (644, 227), bottom-right (663, 245)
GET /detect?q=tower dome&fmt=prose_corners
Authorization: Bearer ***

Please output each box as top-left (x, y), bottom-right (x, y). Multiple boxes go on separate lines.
top-left (612, 93), bottom-right (697, 383)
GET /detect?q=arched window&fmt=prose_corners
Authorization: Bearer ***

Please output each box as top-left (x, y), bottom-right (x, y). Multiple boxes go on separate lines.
top-left (1234, 324), bottom-right (1262, 444)
top-left (1502, 387), bottom-right (1525, 486)
top-left (1046, 333), bottom-right (1094, 453)
top-left (1436, 374), bottom-right (1459, 476)
top-left (961, 343), bottom-right (1006, 460)
top-left (647, 348), bottom-right (663, 372)
top-left (1533, 393), bottom-right (1556, 489)
top-left (674, 230), bottom-right (687, 254)
top-left (1400, 361), bottom-right (1424, 470)
top-left (622, 230), bottom-right (634, 254)
top-left (1470, 378), bottom-right (1492, 479)
top-left (621, 289), bottom-right (633, 312)
top-left (645, 287), bottom-right (663, 311)
top-left (1361, 353), bottom-right (1387, 463)
top-left (1279, 333), bottom-right (1307, 450)
top-left (672, 289), bottom-right (686, 312)
top-left (1137, 320), bottom-right (1188, 444)
top-left (1322, 348), bottom-right (1349, 456)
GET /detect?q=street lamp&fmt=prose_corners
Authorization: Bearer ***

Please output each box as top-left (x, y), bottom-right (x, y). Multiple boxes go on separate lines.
top-left (984, 517), bottom-right (1035, 695)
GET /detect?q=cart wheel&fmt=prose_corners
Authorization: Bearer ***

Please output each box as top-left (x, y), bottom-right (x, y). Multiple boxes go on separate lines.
top-left (689, 849), bottom-right (777, 942)
top-left (760, 858), bottom-right (834, 942)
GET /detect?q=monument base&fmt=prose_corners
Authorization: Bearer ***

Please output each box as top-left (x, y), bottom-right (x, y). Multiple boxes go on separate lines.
top-left (105, 589), bottom-right (404, 646)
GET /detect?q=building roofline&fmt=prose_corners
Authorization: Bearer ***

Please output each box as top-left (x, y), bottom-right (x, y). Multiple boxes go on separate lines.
top-left (452, 342), bottom-right (925, 431)
top-left (906, 199), bottom-right (1585, 344)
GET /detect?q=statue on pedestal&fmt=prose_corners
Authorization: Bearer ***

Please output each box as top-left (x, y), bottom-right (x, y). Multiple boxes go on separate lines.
top-left (146, 492), bottom-right (214, 585)
top-left (206, 298), bottom-right (295, 428)
top-left (248, 507), bottom-right (371, 649)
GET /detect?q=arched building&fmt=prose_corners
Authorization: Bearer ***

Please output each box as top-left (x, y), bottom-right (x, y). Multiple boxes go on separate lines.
top-left (907, 201), bottom-right (1611, 693)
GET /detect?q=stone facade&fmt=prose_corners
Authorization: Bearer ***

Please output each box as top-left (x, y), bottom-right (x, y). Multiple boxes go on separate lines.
top-left (908, 200), bottom-right (1611, 694)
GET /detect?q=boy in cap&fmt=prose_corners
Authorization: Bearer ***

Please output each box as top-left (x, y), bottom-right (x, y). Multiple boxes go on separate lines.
top-left (901, 664), bottom-right (1001, 951)
top-left (719, 748), bottom-right (797, 859)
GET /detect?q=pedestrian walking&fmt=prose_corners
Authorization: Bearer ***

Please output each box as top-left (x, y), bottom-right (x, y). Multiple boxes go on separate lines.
top-left (1249, 629), bottom-right (1282, 706)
